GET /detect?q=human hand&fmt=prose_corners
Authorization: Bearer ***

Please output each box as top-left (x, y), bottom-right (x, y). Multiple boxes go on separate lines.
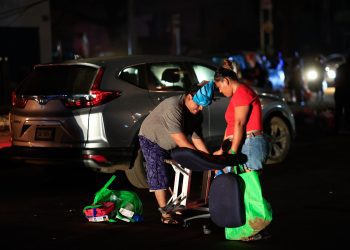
top-left (199, 80), bottom-right (209, 86)
top-left (213, 149), bottom-right (223, 155)
top-left (214, 169), bottom-right (224, 178)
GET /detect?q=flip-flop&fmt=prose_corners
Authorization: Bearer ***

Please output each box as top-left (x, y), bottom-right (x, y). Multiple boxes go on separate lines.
top-left (174, 210), bottom-right (183, 215)
top-left (161, 214), bottom-right (180, 225)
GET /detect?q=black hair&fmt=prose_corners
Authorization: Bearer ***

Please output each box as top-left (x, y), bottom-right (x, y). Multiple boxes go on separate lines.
top-left (214, 67), bottom-right (238, 81)
top-left (186, 84), bottom-right (201, 96)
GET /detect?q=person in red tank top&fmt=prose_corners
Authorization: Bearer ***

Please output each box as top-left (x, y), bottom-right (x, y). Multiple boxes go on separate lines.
top-left (213, 60), bottom-right (270, 171)
top-left (212, 59), bottom-right (272, 241)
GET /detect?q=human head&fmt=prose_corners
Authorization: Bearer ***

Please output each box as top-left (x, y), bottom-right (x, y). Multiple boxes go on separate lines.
top-left (222, 59), bottom-right (234, 70)
top-left (214, 66), bottom-right (239, 97)
top-left (185, 81), bottom-right (214, 114)
top-left (225, 58), bottom-right (242, 78)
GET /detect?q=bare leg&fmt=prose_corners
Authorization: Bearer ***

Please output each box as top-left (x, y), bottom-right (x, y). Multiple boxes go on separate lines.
top-left (155, 189), bottom-right (179, 224)
top-left (155, 189), bottom-right (167, 208)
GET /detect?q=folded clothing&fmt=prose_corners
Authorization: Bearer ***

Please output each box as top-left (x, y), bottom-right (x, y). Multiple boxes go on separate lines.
top-left (83, 201), bottom-right (115, 221)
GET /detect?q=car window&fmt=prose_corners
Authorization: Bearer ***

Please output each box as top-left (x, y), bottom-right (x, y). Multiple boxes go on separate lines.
top-left (191, 63), bottom-right (226, 97)
top-left (147, 63), bottom-right (191, 91)
top-left (17, 65), bottom-right (98, 95)
top-left (192, 64), bottom-right (215, 83)
top-left (119, 66), bottom-right (140, 86)
top-left (191, 63), bottom-right (225, 97)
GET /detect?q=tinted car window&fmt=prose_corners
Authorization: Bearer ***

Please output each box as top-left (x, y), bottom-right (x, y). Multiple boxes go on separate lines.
top-left (17, 65), bottom-right (98, 95)
top-left (147, 63), bottom-right (191, 91)
top-left (119, 66), bottom-right (141, 86)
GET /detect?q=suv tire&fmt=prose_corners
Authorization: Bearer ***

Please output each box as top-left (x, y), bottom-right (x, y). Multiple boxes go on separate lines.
top-left (265, 116), bottom-right (291, 164)
top-left (125, 149), bottom-right (149, 189)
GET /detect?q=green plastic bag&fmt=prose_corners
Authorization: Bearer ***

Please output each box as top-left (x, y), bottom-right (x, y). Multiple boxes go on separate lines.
top-left (83, 175), bottom-right (143, 223)
top-left (225, 167), bottom-right (272, 240)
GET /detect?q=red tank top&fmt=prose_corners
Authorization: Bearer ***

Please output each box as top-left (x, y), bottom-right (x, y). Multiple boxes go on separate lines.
top-left (225, 84), bottom-right (263, 137)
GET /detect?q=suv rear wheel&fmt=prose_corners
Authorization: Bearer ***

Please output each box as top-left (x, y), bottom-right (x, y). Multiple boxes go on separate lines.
top-left (125, 149), bottom-right (149, 189)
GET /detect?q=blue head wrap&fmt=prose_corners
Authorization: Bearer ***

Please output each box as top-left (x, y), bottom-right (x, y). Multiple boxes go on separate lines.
top-left (192, 80), bottom-right (214, 107)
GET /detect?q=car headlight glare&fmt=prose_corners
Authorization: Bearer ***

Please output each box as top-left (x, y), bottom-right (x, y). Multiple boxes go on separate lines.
top-left (326, 69), bottom-right (336, 79)
top-left (306, 69), bottom-right (318, 81)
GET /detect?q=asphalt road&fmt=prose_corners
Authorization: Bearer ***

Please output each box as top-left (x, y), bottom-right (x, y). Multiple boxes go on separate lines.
top-left (0, 125), bottom-right (349, 250)
top-left (0, 88), bottom-right (348, 249)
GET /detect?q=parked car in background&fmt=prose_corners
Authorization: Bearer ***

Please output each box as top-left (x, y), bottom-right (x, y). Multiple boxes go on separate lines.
top-left (324, 53), bottom-right (346, 87)
top-left (10, 55), bottom-right (296, 188)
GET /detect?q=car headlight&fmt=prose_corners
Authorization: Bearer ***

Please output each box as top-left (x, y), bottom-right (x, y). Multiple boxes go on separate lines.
top-left (305, 69), bottom-right (318, 81)
top-left (326, 68), bottom-right (336, 80)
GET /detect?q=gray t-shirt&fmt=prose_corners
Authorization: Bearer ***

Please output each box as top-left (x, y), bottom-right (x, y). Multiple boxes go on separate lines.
top-left (139, 95), bottom-right (203, 150)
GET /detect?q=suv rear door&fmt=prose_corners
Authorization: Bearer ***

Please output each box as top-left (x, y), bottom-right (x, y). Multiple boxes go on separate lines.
top-left (11, 64), bottom-right (99, 147)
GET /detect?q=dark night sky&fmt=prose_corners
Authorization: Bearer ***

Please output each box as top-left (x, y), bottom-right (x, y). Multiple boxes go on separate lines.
top-left (1, 0), bottom-right (350, 108)
top-left (49, 0), bottom-right (350, 59)
top-left (50, 0), bottom-right (263, 57)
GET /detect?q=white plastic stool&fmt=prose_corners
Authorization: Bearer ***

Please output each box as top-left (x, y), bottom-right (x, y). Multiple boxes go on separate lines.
top-left (164, 159), bottom-right (212, 226)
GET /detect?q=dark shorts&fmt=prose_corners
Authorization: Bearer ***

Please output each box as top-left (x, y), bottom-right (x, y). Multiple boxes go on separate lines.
top-left (138, 135), bottom-right (171, 191)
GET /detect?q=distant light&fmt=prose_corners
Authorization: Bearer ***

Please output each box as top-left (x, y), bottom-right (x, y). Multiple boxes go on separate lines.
top-left (326, 69), bottom-right (336, 79)
top-left (306, 69), bottom-right (318, 81)
top-left (279, 71), bottom-right (285, 81)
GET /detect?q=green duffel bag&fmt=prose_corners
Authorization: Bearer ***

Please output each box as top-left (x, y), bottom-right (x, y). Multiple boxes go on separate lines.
top-left (225, 166), bottom-right (272, 241)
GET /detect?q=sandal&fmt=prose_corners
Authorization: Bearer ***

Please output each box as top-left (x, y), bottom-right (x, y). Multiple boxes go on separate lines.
top-left (174, 210), bottom-right (183, 216)
top-left (161, 213), bottom-right (180, 225)
top-left (158, 206), bottom-right (183, 216)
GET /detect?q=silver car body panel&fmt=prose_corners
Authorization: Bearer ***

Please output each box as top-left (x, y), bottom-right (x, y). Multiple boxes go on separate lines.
top-left (10, 99), bottom-right (90, 147)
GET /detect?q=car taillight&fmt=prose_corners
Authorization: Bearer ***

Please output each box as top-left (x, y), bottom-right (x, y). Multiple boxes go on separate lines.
top-left (63, 68), bottom-right (121, 109)
top-left (64, 90), bottom-right (121, 108)
top-left (12, 91), bottom-right (28, 108)
top-left (88, 89), bottom-right (121, 106)
top-left (83, 154), bottom-right (109, 164)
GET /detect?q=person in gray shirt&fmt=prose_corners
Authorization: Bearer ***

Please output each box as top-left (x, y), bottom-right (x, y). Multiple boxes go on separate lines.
top-left (138, 81), bottom-right (214, 225)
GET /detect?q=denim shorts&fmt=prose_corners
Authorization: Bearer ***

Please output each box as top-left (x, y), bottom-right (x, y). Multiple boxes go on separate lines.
top-left (138, 135), bottom-right (171, 191)
top-left (241, 135), bottom-right (270, 170)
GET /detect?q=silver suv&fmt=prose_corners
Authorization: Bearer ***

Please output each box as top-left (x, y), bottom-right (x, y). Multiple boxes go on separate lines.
top-left (10, 55), bottom-right (295, 188)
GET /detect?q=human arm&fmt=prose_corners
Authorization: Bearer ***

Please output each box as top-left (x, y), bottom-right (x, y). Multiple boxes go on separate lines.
top-left (230, 105), bottom-right (249, 154)
top-left (213, 128), bottom-right (228, 155)
top-left (169, 132), bottom-right (210, 153)
top-left (170, 132), bottom-right (197, 150)
top-left (192, 136), bottom-right (210, 154)
top-left (213, 148), bottom-right (224, 155)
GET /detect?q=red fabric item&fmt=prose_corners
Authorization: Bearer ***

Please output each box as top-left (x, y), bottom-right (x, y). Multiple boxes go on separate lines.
top-left (84, 202), bottom-right (115, 217)
top-left (225, 84), bottom-right (263, 137)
